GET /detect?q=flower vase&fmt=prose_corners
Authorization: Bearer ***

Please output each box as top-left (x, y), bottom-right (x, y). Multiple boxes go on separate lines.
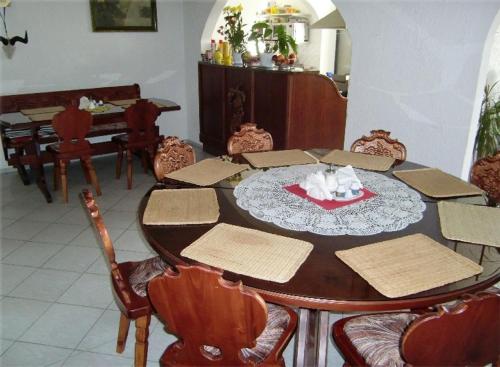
top-left (232, 52), bottom-right (243, 66)
top-left (259, 52), bottom-right (274, 68)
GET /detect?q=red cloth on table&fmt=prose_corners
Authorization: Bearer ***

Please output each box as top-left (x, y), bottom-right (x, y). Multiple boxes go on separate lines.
top-left (284, 184), bottom-right (376, 210)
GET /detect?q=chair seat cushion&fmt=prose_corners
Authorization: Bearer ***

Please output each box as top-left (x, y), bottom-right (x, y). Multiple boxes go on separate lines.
top-left (203, 303), bottom-right (291, 363)
top-left (343, 312), bottom-right (418, 367)
top-left (129, 256), bottom-right (168, 297)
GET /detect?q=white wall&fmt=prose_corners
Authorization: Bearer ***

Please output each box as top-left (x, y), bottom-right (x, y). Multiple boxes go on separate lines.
top-left (0, 0), bottom-right (188, 169)
top-left (334, 0), bottom-right (499, 177)
top-left (487, 25), bottom-right (500, 98)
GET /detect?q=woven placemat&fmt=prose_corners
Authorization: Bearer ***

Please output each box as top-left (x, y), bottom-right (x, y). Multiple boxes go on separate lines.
top-left (143, 188), bottom-right (220, 225)
top-left (243, 149), bottom-right (317, 168)
top-left (166, 159), bottom-right (249, 186)
top-left (181, 223), bottom-right (313, 283)
top-left (335, 233), bottom-right (483, 298)
top-left (110, 99), bottom-right (167, 109)
top-left (28, 112), bottom-right (59, 122)
top-left (20, 106), bottom-right (65, 115)
top-left (320, 150), bottom-right (395, 171)
top-left (438, 201), bottom-right (500, 248)
top-left (393, 168), bottom-right (483, 198)
top-left (109, 99), bottom-right (139, 106)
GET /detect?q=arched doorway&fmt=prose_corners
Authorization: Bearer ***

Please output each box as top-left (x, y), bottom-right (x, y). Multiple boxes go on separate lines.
top-left (461, 10), bottom-right (500, 178)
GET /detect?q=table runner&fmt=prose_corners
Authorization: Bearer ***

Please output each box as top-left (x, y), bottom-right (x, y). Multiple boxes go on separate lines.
top-left (393, 168), bottom-right (483, 198)
top-left (242, 149), bottom-right (317, 168)
top-left (181, 223), bottom-right (313, 283)
top-left (20, 106), bottom-right (65, 115)
top-left (234, 164), bottom-right (425, 236)
top-left (438, 201), bottom-right (500, 248)
top-left (109, 99), bottom-right (169, 109)
top-left (320, 150), bottom-right (395, 172)
top-left (335, 233), bottom-right (483, 298)
top-left (143, 188), bottom-right (220, 225)
top-left (166, 159), bottom-right (249, 186)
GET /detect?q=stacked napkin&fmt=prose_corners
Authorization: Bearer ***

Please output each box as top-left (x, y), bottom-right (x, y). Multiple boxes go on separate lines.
top-left (299, 165), bottom-right (363, 201)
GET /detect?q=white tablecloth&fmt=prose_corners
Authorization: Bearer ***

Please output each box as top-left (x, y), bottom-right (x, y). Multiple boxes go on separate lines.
top-left (233, 164), bottom-right (426, 236)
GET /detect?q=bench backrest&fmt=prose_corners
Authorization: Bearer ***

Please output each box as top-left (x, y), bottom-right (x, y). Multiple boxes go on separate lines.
top-left (0, 84), bottom-right (141, 113)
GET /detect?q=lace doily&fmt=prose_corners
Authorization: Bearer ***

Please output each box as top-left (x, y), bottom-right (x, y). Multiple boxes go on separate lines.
top-left (234, 164), bottom-right (426, 236)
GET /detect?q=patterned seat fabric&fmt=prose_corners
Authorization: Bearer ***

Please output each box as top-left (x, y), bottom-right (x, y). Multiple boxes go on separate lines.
top-left (203, 303), bottom-right (291, 363)
top-left (343, 313), bottom-right (418, 367)
top-left (129, 256), bottom-right (168, 297)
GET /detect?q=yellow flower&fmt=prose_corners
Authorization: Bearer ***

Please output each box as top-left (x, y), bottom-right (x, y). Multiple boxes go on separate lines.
top-left (235, 4), bottom-right (243, 12)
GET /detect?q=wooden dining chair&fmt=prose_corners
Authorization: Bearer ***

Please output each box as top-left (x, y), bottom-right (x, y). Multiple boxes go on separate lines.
top-left (350, 129), bottom-right (407, 161)
top-left (81, 189), bottom-right (168, 367)
top-left (148, 264), bottom-right (297, 366)
top-left (332, 289), bottom-right (499, 367)
top-left (153, 136), bottom-right (196, 181)
top-left (46, 106), bottom-right (101, 203)
top-left (470, 152), bottom-right (500, 206)
top-left (227, 123), bottom-right (273, 155)
top-left (113, 99), bottom-right (162, 189)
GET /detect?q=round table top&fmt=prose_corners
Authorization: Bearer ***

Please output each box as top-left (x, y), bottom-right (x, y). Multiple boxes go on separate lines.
top-left (139, 160), bottom-right (499, 312)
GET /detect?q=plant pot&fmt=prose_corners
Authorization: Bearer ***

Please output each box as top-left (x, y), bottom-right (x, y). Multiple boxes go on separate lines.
top-left (259, 52), bottom-right (274, 68)
top-left (232, 52), bottom-right (243, 66)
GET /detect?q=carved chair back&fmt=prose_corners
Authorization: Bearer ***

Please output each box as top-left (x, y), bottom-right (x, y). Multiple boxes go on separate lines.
top-left (227, 123), bottom-right (274, 155)
top-left (401, 290), bottom-right (499, 366)
top-left (52, 106), bottom-right (92, 152)
top-left (470, 152), bottom-right (500, 205)
top-left (81, 189), bottom-right (131, 303)
top-left (153, 136), bottom-right (196, 181)
top-left (124, 99), bottom-right (160, 144)
top-left (350, 129), bottom-right (407, 161)
top-left (148, 265), bottom-right (269, 366)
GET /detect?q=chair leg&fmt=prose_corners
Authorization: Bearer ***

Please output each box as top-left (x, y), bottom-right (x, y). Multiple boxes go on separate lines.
top-left (80, 158), bottom-right (92, 184)
top-left (126, 149), bottom-right (133, 190)
top-left (116, 145), bottom-right (123, 179)
top-left (60, 160), bottom-right (68, 203)
top-left (116, 312), bottom-right (131, 354)
top-left (134, 314), bottom-right (151, 367)
top-left (83, 156), bottom-right (101, 196)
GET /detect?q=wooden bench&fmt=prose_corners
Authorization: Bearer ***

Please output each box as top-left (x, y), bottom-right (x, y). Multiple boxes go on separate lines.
top-left (0, 84), bottom-right (180, 202)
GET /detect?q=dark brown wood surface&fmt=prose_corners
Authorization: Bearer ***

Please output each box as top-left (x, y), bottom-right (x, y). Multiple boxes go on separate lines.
top-left (139, 160), bottom-right (499, 312)
top-left (198, 63), bottom-right (347, 155)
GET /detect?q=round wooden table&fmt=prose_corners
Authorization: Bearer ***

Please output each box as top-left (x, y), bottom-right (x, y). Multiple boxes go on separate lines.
top-left (139, 159), bottom-right (499, 366)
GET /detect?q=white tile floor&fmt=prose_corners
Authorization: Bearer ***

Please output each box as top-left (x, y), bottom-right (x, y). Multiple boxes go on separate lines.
top-left (0, 151), bottom-right (348, 366)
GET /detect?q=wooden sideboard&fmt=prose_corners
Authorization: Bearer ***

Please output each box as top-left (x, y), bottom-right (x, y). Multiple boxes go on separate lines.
top-left (198, 62), bottom-right (347, 155)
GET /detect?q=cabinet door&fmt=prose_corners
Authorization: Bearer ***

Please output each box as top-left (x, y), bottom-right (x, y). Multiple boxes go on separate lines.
top-left (198, 64), bottom-right (226, 154)
top-left (253, 71), bottom-right (288, 149)
top-left (225, 68), bottom-right (254, 138)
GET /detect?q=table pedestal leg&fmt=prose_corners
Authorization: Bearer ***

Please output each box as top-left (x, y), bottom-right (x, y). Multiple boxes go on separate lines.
top-left (293, 308), bottom-right (329, 367)
top-left (25, 140), bottom-right (52, 203)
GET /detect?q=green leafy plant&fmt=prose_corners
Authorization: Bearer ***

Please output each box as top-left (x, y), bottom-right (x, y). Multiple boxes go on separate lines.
top-left (474, 81), bottom-right (500, 159)
top-left (248, 21), bottom-right (272, 55)
top-left (217, 4), bottom-right (246, 53)
top-left (272, 24), bottom-right (297, 57)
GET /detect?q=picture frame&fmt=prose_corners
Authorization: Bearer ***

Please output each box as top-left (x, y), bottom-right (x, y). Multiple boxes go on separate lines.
top-left (90, 0), bottom-right (157, 32)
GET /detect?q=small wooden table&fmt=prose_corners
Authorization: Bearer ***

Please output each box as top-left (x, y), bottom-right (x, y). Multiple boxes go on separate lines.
top-left (0, 98), bottom-right (180, 202)
top-left (138, 159), bottom-right (499, 366)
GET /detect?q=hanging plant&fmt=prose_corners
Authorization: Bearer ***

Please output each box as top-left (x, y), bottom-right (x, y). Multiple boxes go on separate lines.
top-left (474, 81), bottom-right (500, 159)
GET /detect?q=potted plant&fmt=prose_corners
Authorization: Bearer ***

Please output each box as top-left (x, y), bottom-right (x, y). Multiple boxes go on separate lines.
top-left (474, 81), bottom-right (499, 159)
top-left (272, 24), bottom-right (297, 67)
top-left (217, 4), bottom-right (246, 66)
top-left (249, 21), bottom-right (273, 66)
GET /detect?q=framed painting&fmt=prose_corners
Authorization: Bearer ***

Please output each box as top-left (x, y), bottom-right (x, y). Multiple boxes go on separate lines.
top-left (90, 0), bottom-right (157, 32)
